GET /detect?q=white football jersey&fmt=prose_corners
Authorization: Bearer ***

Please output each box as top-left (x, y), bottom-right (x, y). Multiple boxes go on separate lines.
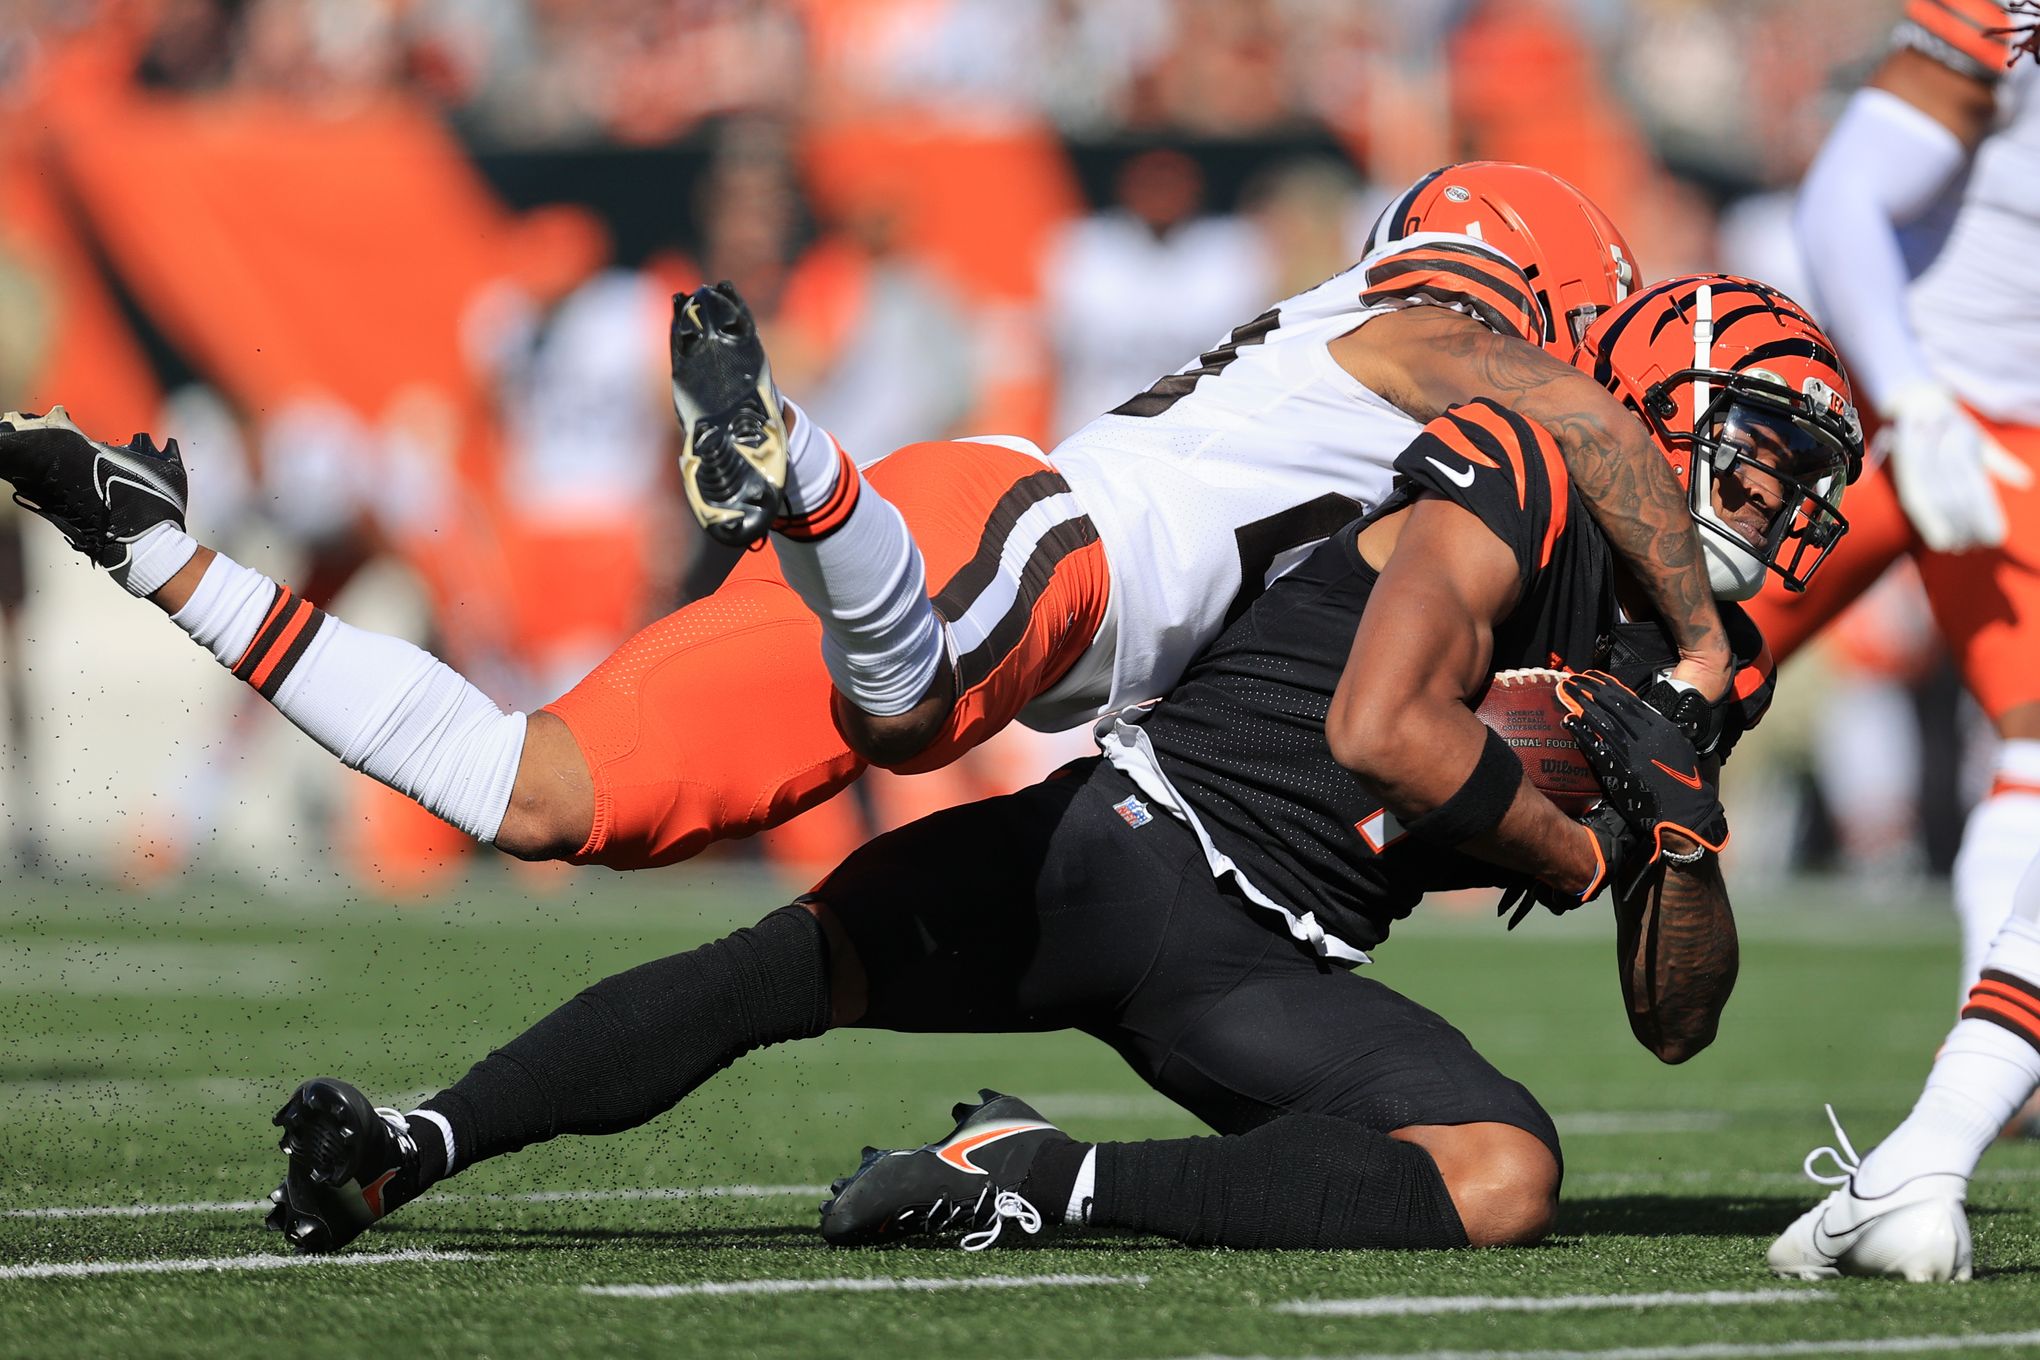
top-left (1908, 28), bottom-right (2040, 424)
top-left (1018, 232), bottom-right (1541, 730)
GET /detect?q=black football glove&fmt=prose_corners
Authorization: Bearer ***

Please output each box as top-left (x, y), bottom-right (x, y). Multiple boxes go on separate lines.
top-left (1637, 672), bottom-right (1725, 756)
top-left (1557, 669), bottom-right (1728, 859)
top-left (1496, 802), bottom-right (1649, 928)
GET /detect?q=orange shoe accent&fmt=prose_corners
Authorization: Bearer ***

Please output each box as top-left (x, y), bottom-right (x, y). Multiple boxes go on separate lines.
top-left (359, 1168), bottom-right (398, 1219)
top-left (934, 1123), bottom-right (1057, 1175)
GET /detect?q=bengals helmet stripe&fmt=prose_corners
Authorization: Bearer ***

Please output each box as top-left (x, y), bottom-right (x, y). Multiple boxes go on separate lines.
top-left (1360, 237), bottom-right (1543, 345)
top-left (1576, 274), bottom-right (1864, 600)
top-left (1364, 161), bottom-right (1636, 355)
top-left (1897, 0), bottom-right (2014, 81)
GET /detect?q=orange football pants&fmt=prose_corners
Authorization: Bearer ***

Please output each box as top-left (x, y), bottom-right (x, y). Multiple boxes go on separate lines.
top-left (543, 439), bottom-right (1110, 870)
top-left (1745, 407), bottom-right (2040, 722)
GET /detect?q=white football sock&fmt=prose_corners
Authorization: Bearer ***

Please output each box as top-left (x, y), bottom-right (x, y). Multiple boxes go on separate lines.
top-left (1066, 1146), bottom-right (1098, 1225)
top-left (122, 523), bottom-right (199, 599)
top-left (779, 396), bottom-right (845, 517)
top-left (1854, 866), bottom-right (2040, 1194)
top-left (407, 1107), bottom-right (457, 1179)
top-left (769, 400), bottom-right (945, 718)
top-left (169, 551), bottom-right (526, 843)
top-left (1951, 741), bottom-right (2040, 994)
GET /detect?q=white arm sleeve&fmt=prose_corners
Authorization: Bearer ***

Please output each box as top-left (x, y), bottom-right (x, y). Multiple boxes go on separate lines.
top-left (1794, 87), bottom-right (1972, 410)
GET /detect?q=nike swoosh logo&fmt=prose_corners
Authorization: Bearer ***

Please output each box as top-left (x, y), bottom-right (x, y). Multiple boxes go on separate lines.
top-left (1810, 1204), bottom-right (1870, 1260)
top-left (94, 450), bottom-right (178, 508)
top-left (1425, 456), bottom-right (1477, 489)
top-left (358, 1168), bottom-right (399, 1219)
top-left (934, 1122), bottom-right (1056, 1175)
top-left (1651, 759), bottom-right (1704, 789)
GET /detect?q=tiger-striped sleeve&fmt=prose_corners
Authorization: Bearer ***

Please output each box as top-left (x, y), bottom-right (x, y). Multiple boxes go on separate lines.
top-left (1358, 233), bottom-right (1544, 346)
top-left (1393, 399), bottom-right (1572, 592)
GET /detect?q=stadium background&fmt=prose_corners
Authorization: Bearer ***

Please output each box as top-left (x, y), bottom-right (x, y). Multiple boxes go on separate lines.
top-left (0, 0), bottom-right (1968, 899)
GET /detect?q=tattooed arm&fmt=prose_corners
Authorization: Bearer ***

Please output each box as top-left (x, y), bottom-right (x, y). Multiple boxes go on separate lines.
top-left (1333, 306), bottom-right (1734, 702)
top-left (1611, 827), bottom-right (1739, 1064)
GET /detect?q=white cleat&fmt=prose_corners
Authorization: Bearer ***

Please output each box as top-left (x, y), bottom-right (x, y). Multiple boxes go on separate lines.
top-left (1767, 1105), bottom-right (1973, 1283)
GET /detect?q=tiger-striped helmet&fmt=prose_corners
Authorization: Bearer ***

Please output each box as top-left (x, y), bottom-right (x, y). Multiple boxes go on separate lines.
top-left (1364, 161), bottom-right (1637, 354)
top-left (1575, 274), bottom-right (1864, 599)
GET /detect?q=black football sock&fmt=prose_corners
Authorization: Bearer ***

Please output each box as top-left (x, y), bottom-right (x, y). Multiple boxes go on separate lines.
top-left (1090, 1114), bottom-right (1470, 1249)
top-left (1017, 1136), bottom-right (1093, 1226)
top-left (416, 905), bottom-right (831, 1176)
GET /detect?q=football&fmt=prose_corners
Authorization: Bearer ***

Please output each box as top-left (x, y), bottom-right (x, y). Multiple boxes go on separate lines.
top-left (1475, 668), bottom-right (1601, 817)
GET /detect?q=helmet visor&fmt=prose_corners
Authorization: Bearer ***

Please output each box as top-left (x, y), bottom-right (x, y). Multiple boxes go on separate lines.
top-left (1693, 389), bottom-right (1853, 593)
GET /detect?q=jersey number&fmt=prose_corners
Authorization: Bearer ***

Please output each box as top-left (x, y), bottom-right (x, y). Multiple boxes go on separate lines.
top-left (1110, 308), bottom-right (1281, 418)
top-left (1225, 494), bottom-right (1367, 627)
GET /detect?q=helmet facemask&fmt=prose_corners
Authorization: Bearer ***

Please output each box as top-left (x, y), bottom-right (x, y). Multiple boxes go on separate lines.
top-left (1647, 371), bottom-right (1858, 600)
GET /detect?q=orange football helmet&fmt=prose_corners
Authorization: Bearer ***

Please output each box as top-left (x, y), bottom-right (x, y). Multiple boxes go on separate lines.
top-left (1363, 161), bottom-right (1637, 354)
top-left (1576, 274), bottom-right (1864, 599)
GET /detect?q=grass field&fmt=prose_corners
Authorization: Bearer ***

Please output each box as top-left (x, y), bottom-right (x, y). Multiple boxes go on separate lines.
top-left (2, 865), bottom-right (2037, 1360)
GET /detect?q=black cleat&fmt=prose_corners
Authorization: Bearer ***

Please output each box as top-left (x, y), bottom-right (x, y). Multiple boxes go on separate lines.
top-left (265, 1078), bottom-right (430, 1255)
top-left (0, 406), bottom-right (187, 588)
top-left (669, 282), bottom-right (789, 549)
top-left (820, 1090), bottom-right (1071, 1250)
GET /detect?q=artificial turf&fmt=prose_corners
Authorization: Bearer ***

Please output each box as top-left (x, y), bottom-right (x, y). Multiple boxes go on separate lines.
top-left (2, 867), bottom-right (2035, 1359)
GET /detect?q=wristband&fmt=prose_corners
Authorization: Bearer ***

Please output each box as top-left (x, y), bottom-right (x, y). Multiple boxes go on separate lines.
top-left (1404, 728), bottom-right (1521, 847)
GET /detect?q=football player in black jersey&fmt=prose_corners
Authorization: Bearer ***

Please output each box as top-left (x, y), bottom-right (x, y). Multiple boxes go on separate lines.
top-left (260, 276), bottom-right (1860, 1259)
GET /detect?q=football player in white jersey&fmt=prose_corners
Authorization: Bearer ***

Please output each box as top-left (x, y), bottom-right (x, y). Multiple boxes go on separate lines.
top-left (0, 163), bottom-right (1728, 883)
top-left (670, 163), bottom-right (1730, 782)
top-left (1761, 0), bottom-right (2040, 1284)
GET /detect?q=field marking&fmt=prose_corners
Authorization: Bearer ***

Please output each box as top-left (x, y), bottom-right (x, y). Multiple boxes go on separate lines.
top-left (583, 1272), bottom-right (1148, 1299)
top-left (4, 1198), bottom-right (270, 1220)
top-left (0, 1249), bottom-right (481, 1281)
top-left (3, 1184), bottom-right (829, 1220)
top-left (1569, 1167), bottom-right (2040, 1189)
top-left (502, 1185), bottom-right (826, 1205)
top-left (1276, 1289), bottom-right (1827, 1317)
top-left (1171, 1331), bottom-right (2040, 1360)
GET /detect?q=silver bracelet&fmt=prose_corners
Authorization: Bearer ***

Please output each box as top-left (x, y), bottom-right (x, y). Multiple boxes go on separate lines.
top-left (1660, 841), bottom-right (1708, 866)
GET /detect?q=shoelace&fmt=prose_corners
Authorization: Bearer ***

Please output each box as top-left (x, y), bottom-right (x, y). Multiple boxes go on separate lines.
top-left (959, 1189), bottom-right (1043, 1253)
top-left (1802, 1102), bottom-right (1862, 1188)
top-left (375, 1106), bottom-right (420, 1165)
top-left (888, 1184), bottom-right (1045, 1251)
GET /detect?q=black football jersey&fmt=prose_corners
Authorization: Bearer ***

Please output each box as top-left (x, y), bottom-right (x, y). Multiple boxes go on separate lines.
top-left (1133, 398), bottom-right (1763, 952)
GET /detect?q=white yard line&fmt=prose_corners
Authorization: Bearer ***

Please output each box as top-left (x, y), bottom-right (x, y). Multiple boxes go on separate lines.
top-left (582, 1272), bottom-right (1148, 1299)
top-left (0, 1249), bottom-right (480, 1281)
top-left (1170, 1332), bottom-right (2040, 1360)
top-left (1569, 1166), bottom-right (2040, 1189)
top-left (4, 1199), bottom-right (270, 1220)
top-left (502, 1185), bottom-right (827, 1205)
top-left (1276, 1289), bottom-right (1827, 1318)
top-left (3, 1184), bottom-right (828, 1220)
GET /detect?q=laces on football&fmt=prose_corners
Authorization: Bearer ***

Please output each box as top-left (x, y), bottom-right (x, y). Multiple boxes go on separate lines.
top-left (1802, 1102), bottom-right (1862, 1187)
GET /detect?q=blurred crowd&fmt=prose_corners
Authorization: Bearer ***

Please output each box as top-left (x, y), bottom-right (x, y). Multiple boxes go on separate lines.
top-left (0, 0), bottom-right (1977, 896)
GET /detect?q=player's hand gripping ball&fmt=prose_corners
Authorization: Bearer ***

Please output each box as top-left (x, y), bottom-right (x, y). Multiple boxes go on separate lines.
top-left (1555, 669), bottom-right (1728, 856)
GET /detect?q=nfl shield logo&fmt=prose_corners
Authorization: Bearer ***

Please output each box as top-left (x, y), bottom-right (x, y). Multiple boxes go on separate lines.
top-left (1113, 795), bottom-right (1153, 829)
